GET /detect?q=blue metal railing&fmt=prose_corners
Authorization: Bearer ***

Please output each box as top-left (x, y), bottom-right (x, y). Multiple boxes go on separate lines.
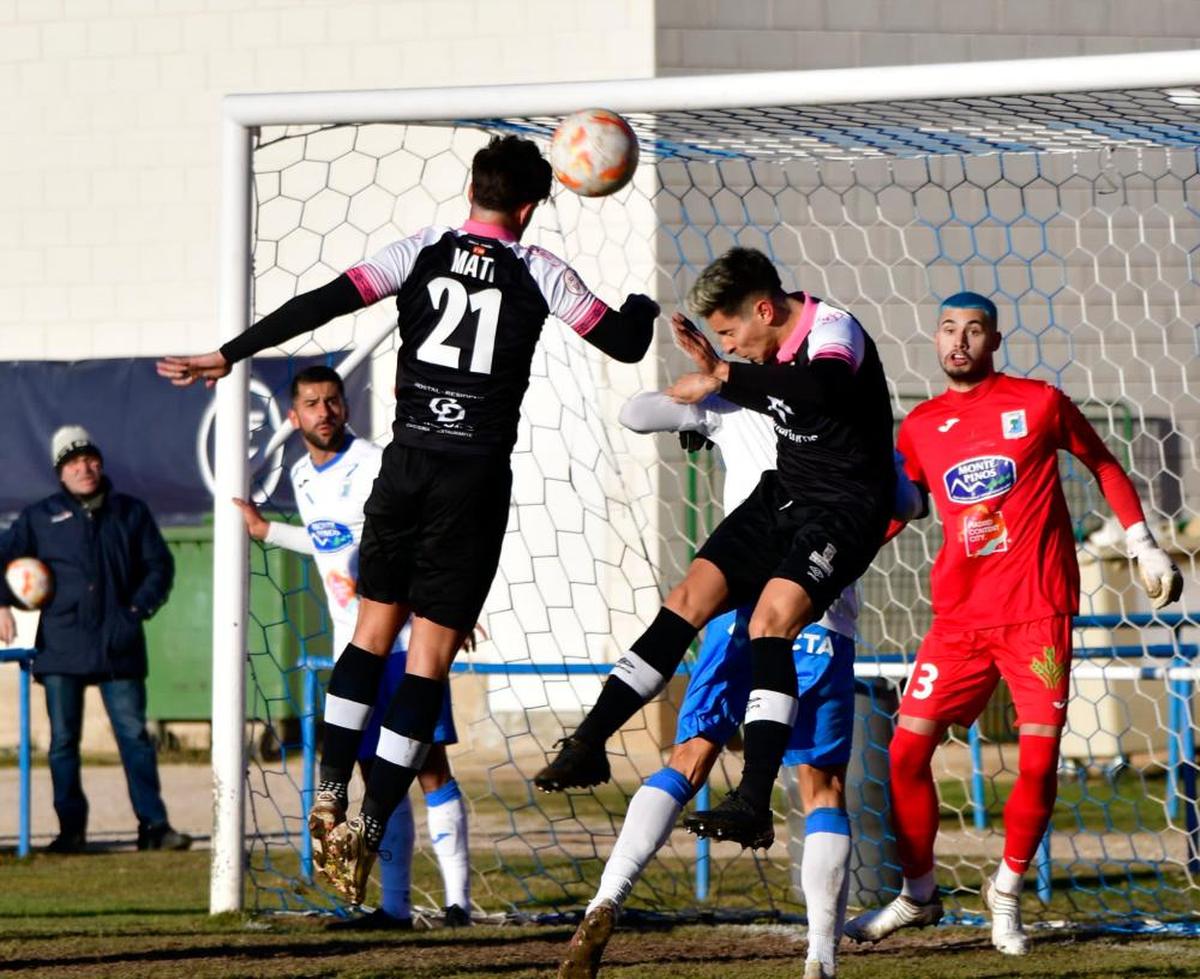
top-left (297, 611), bottom-right (1198, 902)
top-left (0, 648), bottom-right (34, 858)
top-left (964, 613), bottom-right (1199, 901)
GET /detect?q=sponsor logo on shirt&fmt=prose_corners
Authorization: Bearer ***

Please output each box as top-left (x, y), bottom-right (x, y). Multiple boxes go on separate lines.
top-left (1001, 409), bottom-right (1028, 439)
top-left (937, 417), bottom-right (960, 433)
top-left (307, 520), bottom-right (354, 553)
top-left (767, 396), bottom-right (793, 424)
top-left (325, 568), bottom-right (358, 608)
top-left (962, 504), bottom-right (1009, 557)
top-left (430, 397), bottom-right (466, 423)
top-left (943, 455), bottom-right (1017, 503)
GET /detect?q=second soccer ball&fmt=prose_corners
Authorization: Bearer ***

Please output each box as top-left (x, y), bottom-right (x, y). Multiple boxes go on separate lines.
top-left (5, 556), bottom-right (53, 611)
top-left (549, 108), bottom-right (639, 198)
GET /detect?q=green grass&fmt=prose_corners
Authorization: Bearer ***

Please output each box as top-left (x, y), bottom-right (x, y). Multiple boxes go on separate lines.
top-left (1, 850), bottom-right (1199, 978)
top-left (936, 767), bottom-right (1172, 836)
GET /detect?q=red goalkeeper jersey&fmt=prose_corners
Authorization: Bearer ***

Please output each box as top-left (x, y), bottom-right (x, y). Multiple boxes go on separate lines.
top-left (896, 372), bottom-right (1145, 631)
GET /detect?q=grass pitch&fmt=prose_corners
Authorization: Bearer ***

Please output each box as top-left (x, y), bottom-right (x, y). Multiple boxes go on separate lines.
top-left (2, 849), bottom-right (1199, 978)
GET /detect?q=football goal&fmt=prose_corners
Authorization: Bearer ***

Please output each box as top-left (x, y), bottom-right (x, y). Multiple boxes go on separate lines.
top-left (209, 49), bottom-right (1200, 930)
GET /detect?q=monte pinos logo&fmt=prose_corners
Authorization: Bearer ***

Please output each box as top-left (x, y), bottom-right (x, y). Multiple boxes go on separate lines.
top-left (942, 455), bottom-right (1017, 504)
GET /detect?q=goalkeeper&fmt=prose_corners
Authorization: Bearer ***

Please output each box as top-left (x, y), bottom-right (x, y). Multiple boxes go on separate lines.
top-left (844, 293), bottom-right (1183, 957)
top-left (234, 366), bottom-right (471, 929)
top-left (558, 389), bottom-right (923, 979)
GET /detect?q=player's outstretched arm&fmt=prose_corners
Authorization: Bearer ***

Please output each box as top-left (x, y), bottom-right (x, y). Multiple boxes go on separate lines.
top-left (156, 350), bottom-right (230, 388)
top-left (233, 498), bottom-right (313, 555)
top-left (157, 275), bottom-right (366, 387)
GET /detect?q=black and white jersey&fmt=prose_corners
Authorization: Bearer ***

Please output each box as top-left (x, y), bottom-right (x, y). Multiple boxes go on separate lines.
top-left (346, 220), bottom-right (609, 455)
top-left (720, 296), bottom-right (895, 514)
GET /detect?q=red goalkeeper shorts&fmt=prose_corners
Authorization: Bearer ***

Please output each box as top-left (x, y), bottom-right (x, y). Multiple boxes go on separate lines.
top-left (899, 614), bottom-right (1073, 728)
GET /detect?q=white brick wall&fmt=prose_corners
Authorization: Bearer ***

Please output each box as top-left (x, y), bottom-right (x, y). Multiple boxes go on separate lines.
top-left (6, 1), bottom-right (1198, 361)
top-left (0, 0), bottom-right (656, 361)
top-left (656, 0), bottom-right (1200, 73)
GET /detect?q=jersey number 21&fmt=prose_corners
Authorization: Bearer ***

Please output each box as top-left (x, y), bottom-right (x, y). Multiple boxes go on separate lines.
top-left (417, 276), bottom-right (501, 374)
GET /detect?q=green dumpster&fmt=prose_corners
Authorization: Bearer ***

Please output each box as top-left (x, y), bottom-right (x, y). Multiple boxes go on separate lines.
top-left (144, 524), bottom-right (331, 725)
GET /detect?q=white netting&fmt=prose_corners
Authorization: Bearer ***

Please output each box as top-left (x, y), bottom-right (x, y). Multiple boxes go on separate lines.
top-left (236, 86), bottom-right (1199, 926)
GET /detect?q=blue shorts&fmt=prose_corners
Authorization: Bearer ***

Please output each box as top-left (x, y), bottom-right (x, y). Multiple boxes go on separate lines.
top-left (675, 608), bottom-right (856, 768)
top-left (358, 649), bottom-right (457, 760)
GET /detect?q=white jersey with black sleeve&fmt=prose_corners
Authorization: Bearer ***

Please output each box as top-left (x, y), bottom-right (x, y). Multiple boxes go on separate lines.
top-left (263, 435), bottom-right (408, 658)
top-left (619, 391), bottom-right (858, 638)
top-left (345, 219), bottom-right (610, 457)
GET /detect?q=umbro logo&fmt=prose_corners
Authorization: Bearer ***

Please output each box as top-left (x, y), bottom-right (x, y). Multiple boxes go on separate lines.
top-left (938, 418), bottom-right (960, 433)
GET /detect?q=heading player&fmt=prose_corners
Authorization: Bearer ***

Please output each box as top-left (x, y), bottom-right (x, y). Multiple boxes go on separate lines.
top-left (557, 389), bottom-right (924, 979)
top-left (844, 293), bottom-right (1183, 956)
top-left (234, 366), bottom-right (469, 928)
top-left (158, 135), bottom-right (660, 902)
top-left (535, 247), bottom-right (896, 852)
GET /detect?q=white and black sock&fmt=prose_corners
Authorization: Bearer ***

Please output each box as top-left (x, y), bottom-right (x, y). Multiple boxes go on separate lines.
top-left (574, 609), bottom-right (697, 746)
top-left (361, 673), bottom-right (444, 851)
top-left (737, 637), bottom-right (798, 813)
top-left (320, 644), bottom-right (386, 790)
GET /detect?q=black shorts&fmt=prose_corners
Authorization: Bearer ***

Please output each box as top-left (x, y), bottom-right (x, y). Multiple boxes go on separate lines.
top-left (357, 442), bottom-right (512, 632)
top-left (696, 470), bottom-right (888, 618)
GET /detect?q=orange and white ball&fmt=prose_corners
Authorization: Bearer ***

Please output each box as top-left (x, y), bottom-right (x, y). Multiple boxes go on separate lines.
top-left (549, 108), bottom-right (639, 198)
top-left (5, 557), bottom-right (53, 611)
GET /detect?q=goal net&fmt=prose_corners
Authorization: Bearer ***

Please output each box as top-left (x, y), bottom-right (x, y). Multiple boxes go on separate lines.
top-left (211, 53), bottom-right (1200, 930)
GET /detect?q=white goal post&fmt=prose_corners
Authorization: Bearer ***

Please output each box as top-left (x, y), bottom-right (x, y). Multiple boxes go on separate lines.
top-left (211, 50), bottom-right (1200, 915)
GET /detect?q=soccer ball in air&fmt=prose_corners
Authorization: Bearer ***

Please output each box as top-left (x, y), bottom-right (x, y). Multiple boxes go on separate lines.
top-left (549, 108), bottom-right (639, 197)
top-left (5, 557), bottom-right (53, 611)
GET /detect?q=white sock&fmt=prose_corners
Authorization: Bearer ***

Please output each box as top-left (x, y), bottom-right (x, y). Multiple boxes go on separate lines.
top-left (378, 795), bottom-right (414, 919)
top-left (994, 861), bottom-right (1024, 895)
top-left (902, 869), bottom-right (937, 904)
top-left (426, 779), bottom-right (470, 911)
top-left (588, 767), bottom-right (694, 914)
top-left (801, 808), bottom-right (851, 971)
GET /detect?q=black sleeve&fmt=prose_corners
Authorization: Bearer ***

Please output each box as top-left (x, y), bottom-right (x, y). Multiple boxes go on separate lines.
top-left (578, 293), bottom-right (658, 363)
top-left (218, 274), bottom-right (367, 365)
top-left (721, 357), bottom-right (854, 416)
top-left (0, 508), bottom-right (36, 607)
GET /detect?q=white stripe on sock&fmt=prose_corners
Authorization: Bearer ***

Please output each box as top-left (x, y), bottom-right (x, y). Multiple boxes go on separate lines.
top-left (376, 728), bottom-right (431, 769)
top-left (324, 693), bottom-right (372, 730)
top-left (744, 689), bottom-right (799, 726)
top-left (610, 650), bottom-right (666, 700)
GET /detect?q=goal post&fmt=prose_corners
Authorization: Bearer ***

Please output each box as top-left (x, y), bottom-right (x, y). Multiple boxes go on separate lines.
top-left (212, 50), bottom-right (1200, 919)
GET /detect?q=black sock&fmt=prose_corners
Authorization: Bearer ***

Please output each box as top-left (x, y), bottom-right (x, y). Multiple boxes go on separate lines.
top-left (737, 637), bottom-right (799, 813)
top-left (575, 608), bottom-right (698, 746)
top-left (320, 644), bottom-right (387, 786)
top-left (360, 673), bottom-right (445, 851)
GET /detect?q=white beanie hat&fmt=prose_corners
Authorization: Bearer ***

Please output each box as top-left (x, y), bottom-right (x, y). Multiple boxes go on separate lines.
top-left (52, 425), bottom-right (102, 469)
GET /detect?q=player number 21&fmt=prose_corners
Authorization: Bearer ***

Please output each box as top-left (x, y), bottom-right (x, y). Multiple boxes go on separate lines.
top-left (911, 663), bottom-right (939, 700)
top-left (417, 277), bottom-right (502, 374)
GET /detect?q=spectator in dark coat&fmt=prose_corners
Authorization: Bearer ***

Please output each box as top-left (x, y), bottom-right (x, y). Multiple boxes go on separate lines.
top-left (0, 426), bottom-right (189, 853)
